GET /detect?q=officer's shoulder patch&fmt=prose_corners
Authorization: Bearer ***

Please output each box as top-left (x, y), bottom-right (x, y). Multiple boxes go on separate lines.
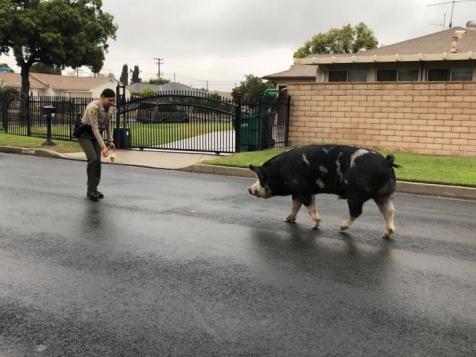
top-left (90, 107), bottom-right (98, 116)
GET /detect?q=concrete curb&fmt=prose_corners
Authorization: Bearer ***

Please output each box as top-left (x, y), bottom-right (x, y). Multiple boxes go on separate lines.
top-left (180, 163), bottom-right (256, 178)
top-left (1, 147), bottom-right (475, 201)
top-left (184, 164), bottom-right (476, 201)
top-left (0, 146), bottom-right (67, 159)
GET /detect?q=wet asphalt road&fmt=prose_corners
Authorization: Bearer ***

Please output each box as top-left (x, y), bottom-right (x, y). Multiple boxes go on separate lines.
top-left (0, 153), bottom-right (475, 357)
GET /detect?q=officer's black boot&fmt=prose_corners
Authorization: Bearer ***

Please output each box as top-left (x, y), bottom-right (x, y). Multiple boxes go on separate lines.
top-left (87, 191), bottom-right (101, 201)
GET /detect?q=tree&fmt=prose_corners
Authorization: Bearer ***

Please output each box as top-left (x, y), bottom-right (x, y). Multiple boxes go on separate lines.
top-left (231, 74), bottom-right (273, 104)
top-left (0, 0), bottom-right (117, 118)
top-left (149, 78), bottom-right (169, 85)
top-left (141, 88), bottom-right (155, 97)
top-left (131, 65), bottom-right (141, 83)
top-left (294, 22), bottom-right (378, 58)
top-left (31, 62), bottom-right (61, 74)
top-left (120, 64), bottom-right (128, 85)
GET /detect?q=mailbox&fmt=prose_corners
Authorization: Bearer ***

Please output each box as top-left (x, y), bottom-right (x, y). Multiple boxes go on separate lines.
top-left (41, 105), bottom-right (56, 146)
top-left (41, 105), bottom-right (56, 118)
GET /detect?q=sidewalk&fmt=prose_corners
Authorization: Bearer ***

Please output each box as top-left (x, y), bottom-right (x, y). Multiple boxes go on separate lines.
top-left (1, 145), bottom-right (476, 200)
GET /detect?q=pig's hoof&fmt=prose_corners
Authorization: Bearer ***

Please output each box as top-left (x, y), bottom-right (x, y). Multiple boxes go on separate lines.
top-left (284, 217), bottom-right (296, 224)
top-left (381, 227), bottom-right (395, 239)
top-left (312, 225), bottom-right (319, 230)
top-left (340, 225), bottom-right (349, 231)
top-left (312, 220), bottom-right (320, 230)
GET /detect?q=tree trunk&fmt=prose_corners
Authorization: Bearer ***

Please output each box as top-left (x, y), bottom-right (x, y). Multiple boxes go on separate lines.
top-left (20, 63), bottom-right (31, 134)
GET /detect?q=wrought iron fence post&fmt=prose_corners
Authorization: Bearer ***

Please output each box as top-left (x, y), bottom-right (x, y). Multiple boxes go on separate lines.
top-left (235, 96), bottom-right (241, 153)
top-left (115, 83), bottom-right (122, 148)
top-left (258, 97), bottom-right (263, 150)
top-left (25, 94), bottom-right (31, 136)
top-left (1, 94), bottom-right (7, 133)
top-left (284, 95), bottom-right (291, 147)
top-left (115, 83), bottom-right (123, 130)
top-left (1, 107), bottom-right (7, 133)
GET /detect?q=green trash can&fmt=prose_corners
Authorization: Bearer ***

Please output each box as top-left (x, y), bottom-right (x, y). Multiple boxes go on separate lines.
top-left (239, 113), bottom-right (260, 151)
top-left (262, 88), bottom-right (278, 106)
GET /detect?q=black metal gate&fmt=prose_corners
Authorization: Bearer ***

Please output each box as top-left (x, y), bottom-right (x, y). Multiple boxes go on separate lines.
top-left (0, 86), bottom-right (290, 154)
top-left (115, 84), bottom-right (290, 154)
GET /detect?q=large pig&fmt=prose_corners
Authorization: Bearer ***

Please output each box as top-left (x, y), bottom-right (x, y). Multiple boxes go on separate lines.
top-left (248, 144), bottom-right (398, 239)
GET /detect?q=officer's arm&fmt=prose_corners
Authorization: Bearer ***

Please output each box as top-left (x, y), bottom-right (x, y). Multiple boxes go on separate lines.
top-left (88, 106), bottom-right (106, 148)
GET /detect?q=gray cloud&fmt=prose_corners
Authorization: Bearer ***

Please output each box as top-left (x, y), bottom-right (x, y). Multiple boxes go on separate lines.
top-left (2, 0), bottom-right (475, 90)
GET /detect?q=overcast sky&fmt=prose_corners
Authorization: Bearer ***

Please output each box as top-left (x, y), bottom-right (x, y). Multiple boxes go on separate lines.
top-left (1, 0), bottom-right (476, 91)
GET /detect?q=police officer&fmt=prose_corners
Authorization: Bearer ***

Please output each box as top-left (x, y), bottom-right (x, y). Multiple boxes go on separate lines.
top-left (78, 88), bottom-right (116, 201)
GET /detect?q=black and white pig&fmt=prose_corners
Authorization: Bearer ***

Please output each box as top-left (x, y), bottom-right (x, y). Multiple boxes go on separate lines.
top-left (248, 145), bottom-right (398, 239)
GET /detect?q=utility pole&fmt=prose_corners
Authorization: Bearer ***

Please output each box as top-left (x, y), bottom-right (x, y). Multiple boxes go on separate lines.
top-left (426, 0), bottom-right (476, 28)
top-left (154, 57), bottom-right (164, 78)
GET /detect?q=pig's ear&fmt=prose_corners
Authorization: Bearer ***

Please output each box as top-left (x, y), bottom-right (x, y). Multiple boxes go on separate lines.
top-left (249, 165), bottom-right (265, 180)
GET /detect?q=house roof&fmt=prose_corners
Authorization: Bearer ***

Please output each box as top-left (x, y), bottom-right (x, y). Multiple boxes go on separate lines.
top-left (212, 91), bottom-right (233, 100)
top-left (127, 82), bottom-right (200, 93)
top-left (296, 26), bottom-right (476, 65)
top-left (262, 64), bottom-right (317, 80)
top-left (0, 72), bottom-right (116, 91)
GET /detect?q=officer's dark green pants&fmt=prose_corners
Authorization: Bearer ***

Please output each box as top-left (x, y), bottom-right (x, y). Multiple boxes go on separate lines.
top-left (78, 135), bottom-right (102, 195)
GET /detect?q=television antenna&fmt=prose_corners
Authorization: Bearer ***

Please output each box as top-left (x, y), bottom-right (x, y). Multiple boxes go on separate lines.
top-left (430, 13), bottom-right (447, 29)
top-left (427, 0), bottom-right (476, 28)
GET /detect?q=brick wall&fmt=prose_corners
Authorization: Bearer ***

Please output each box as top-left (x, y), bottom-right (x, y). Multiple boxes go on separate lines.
top-left (286, 82), bottom-right (476, 156)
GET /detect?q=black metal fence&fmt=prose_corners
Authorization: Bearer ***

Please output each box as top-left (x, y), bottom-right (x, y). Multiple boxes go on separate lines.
top-left (0, 92), bottom-right (90, 141)
top-left (0, 88), bottom-right (290, 154)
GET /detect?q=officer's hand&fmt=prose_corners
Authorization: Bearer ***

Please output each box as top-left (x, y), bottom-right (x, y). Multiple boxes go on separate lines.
top-left (109, 142), bottom-right (116, 151)
top-left (101, 146), bottom-right (108, 157)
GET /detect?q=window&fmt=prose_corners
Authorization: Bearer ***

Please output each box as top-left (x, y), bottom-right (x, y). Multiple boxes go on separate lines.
top-left (329, 71), bottom-right (347, 82)
top-left (428, 68), bottom-right (450, 81)
top-left (377, 69), bottom-right (419, 82)
top-left (428, 68), bottom-right (473, 81)
top-left (398, 69), bottom-right (419, 81)
top-left (451, 68), bottom-right (473, 81)
top-left (329, 70), bottom-right (367, 82)
top-left (348, 71), bottom-right (367, 82)
top-left (278, 85), bottom-right (287, 94)
top-left (377, 70), bottom-right (397, 82)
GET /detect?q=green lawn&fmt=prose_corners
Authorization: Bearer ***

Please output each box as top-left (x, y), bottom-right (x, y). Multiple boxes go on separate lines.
top-left (3, 122), bottom-right (232, 147)
top-left (3, 130), bottom-right (475, 187)
top-left (126, 122), bottom-right (232, 146)
top-left (203, 147), bottom-right (476, 187)
top-left (0, 132), bottom-right (81, 153)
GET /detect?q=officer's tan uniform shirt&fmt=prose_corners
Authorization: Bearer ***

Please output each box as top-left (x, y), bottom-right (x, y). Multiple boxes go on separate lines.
top-left (81, 100), bottom-right (114, 148)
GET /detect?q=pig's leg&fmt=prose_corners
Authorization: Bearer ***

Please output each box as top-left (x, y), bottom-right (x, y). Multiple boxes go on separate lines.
top-left (284, 197), bottom-right (302, 224)
top-left (340, 197), bottom-right (363, 231)
top-left (374, 196), bottom-right (396, 239)
top-left (305, 195), bottom-right (321, 230)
